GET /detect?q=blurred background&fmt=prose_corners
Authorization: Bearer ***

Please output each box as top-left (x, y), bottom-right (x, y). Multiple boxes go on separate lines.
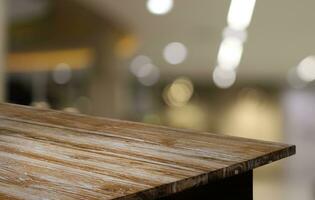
top-left (0, 0), bottom-right (314, 199)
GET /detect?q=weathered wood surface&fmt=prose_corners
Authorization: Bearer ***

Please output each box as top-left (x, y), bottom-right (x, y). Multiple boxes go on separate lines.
top-left (0, 103), bottom-right (295, 200)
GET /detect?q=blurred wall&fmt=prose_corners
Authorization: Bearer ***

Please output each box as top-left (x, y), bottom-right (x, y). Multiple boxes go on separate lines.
top-left (7, 0), bottom-right (131, 117)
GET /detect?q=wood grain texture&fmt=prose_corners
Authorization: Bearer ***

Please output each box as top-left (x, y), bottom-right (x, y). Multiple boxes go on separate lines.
top-left (0, 103), bottom-right (295, 200)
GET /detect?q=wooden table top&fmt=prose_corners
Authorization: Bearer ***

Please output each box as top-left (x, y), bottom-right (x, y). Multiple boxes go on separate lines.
top-left (0, 103), bottom-right (295, 200)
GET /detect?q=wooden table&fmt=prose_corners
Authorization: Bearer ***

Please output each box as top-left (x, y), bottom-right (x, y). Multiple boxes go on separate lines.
top-left (0, 103), bottom-right (295, 200)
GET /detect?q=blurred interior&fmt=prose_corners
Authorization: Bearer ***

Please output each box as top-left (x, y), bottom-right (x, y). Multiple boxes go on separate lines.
top-left (1, 0), bottom-right (314, 199)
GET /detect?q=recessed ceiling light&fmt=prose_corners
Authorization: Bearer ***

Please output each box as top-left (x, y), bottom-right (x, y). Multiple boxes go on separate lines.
top-left (217, 37), bottom-right (243, 70)
top-left (146, 0), bottom-right (173, 15)
top-left (227, 0), bottom-right (256, 31)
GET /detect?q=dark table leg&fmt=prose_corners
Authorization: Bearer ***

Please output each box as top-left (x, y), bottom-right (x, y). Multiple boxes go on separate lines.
top-left (158, 170), bottom-right (253, 200)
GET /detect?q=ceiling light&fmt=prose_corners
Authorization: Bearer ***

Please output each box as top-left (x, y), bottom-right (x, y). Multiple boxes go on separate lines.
top-left (227, 0), bottom-right (256, 31)
top-left (223, 27), bottom-right (247, 42)
top-left (217, 37), bottom-right (243, 70)
top-left (146, 0), bottom-right (173, 15)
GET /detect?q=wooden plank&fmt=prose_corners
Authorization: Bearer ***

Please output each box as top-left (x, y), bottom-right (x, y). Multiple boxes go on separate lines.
top-left (158, 170), bottom-right (253, 200)
top-left (0, 103), bottom-right (295, 200)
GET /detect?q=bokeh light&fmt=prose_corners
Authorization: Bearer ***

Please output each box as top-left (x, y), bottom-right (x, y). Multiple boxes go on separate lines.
top-left (163, 77), bottom-right (194, 107)
top-left (138, 64), bottom-right (160, 86)
top-left (223, 27), bottom-right (247, 43)
top-left (213, 67), bottom-right (236, 89)
top-left (52, 63), bottom-right (72, 85)
top-left (136, 63), bottom-right (156, 78)
top-left (130, 55), bottom-right (152, 76)
top-left (296, 56), bottom-right (315, 82)
top-left (115, 35), bottom-right (138, 59)
top-left (217, 37), bottom-right (243, 70)
top-left (227, 0), bottom-right (256, 31)
top-left (146, 0), bottom-right (173, 15)
top-left (163, 42), bottom-right (188, 65)
top-left (130, 55), bottom-right (160, 86)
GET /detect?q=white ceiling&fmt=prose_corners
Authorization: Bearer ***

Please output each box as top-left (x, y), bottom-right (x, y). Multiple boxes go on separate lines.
top-left (76, 0), bottom-right (315, 84)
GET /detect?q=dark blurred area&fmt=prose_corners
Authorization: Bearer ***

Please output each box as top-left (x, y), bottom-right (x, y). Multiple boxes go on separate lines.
top-left (0, 0), bottom-right (314, 199)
